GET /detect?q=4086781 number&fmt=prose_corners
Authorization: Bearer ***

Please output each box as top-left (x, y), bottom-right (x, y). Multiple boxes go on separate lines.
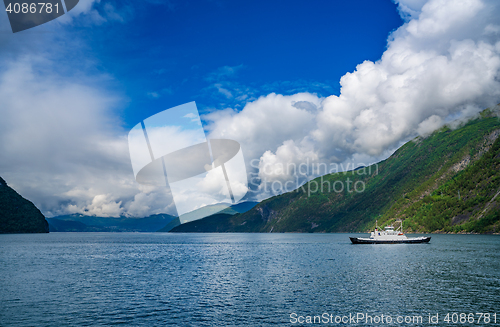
top-left (5, 2), bottom-right (59, 14)
top-left (444, 313), bottom-right (497, 324)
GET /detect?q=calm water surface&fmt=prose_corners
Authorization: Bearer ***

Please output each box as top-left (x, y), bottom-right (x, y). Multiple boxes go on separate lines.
top-left (0, 233), bottom-right (499, 326)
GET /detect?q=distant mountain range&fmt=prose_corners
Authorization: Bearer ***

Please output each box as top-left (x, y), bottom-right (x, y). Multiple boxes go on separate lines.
top-left (172, 108), bottom-right (500, 234)
top-left (47, 213), bottom-right (178, 232)
top-left (0, 176), bottom-right (48, 233)
top-left (48, 201), bottom-right (259, 232)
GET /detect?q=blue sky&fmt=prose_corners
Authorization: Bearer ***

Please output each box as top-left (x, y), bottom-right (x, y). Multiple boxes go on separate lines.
top-left (1, 0), bottom-right (499, 217)
top-left (62, 0), bottom-right (403, 126)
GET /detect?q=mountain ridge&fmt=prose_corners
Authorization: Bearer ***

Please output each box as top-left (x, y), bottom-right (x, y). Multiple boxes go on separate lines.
top-left (172, 109), bottom-right (500, 234)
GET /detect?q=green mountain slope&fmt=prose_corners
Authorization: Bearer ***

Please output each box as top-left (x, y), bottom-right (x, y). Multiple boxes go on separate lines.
top-left (173, 109), bottom-right (500, 233)
top-left (157, 201), bottom-right (258, 231)
top-left (0, 176), bottom-right (49, 233)
top-left (163, 201), bottom-right (259, 232)
top-left (170, 213), bottom-right (237, 232)
top-left (386, 125), bottom-right (500, 233)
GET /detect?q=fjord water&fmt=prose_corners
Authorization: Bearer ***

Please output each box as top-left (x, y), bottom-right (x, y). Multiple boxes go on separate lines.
top-left (0, 233), bottom-right (499, 326)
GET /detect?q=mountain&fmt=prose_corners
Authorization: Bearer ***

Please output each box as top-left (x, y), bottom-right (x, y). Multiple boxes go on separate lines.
top-left (169, 213), bottom-right (239, 232)
top-left (156, 201), bottom-right (259, 232)
top-left (47, 218), bottom-right (89, 232)
top-left (48, 213), bottom-right (177, 232)
top-left (227, 201), bottom-right (260, 213)
top-left (0, 176), bottom-right (48, 233)
top-left (165, 203), bottom-right (237, 228)
top-left (166, 201), bottom-right (259, 232)
top-left (171, 109), bottom-right (500, 234)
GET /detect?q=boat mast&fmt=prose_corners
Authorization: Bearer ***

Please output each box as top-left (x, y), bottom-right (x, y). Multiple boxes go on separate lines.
top-left (396, 219), bottom-right (403, 233)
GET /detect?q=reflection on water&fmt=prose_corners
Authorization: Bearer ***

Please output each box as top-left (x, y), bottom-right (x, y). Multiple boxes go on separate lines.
top-left (0, 233), bottom-right (499, 326)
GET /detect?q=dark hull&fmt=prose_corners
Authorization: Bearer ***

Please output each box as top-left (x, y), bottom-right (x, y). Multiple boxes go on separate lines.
top-left (350, 237), bottom-right (431, 244)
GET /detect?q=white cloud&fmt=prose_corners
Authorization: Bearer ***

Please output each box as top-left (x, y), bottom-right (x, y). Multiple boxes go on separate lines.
top-left (257, 140), bottom-right (319, 187)
top-left (416, 115), bottom-right (443, 136)
top-left (0, 57), bottom-right (177, 218)
top-left (2, 0), bottom-right (500, 217)
top-left (57, 0), bottom-right (130, 25)
top-left (147, 91), bottom-right (160, 98)
top-left (206, 65), bottom-right (245, 82)
top-left (406, 0), bottom-right (484, 38)
top-left (394, 0), bottom-right (427, 20)
top-left (214, 83), bottom-right (233, 98)
top-left (146, 88), bottom-right (173, 99)
top-left (204, 0), bottom-right (500, 198)
top-left (205, 92), bottom-right (322, 162)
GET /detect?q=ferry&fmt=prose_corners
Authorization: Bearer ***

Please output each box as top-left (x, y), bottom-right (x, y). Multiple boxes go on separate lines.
top-left (350, 220), bottom-right (431, 244)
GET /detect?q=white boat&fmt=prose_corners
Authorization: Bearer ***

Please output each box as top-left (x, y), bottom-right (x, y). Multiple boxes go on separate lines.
top-left (350, 220), bottom-right (431, 244)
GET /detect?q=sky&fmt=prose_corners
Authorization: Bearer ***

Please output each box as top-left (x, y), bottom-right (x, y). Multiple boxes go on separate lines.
top-left (1, 0), bottom-right (499, 218)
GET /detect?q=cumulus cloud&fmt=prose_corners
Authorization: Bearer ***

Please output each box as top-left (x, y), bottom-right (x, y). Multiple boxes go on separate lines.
top-left (205, 0), bottom-right (500, 199)
top-left (0, 56), bottom-right (177, 217)
top-left (394, 0), bottom-right (428, 20)
top-left (313, 0), bottom-right (500, 159)
top-left (2, 0), bottom-right (500, 216)
top-left (205, 92), bottom-right (322, 161)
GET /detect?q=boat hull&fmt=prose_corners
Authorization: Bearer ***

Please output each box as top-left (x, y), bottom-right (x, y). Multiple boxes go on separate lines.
top-left (349, 237), bottom-right (431, 244)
